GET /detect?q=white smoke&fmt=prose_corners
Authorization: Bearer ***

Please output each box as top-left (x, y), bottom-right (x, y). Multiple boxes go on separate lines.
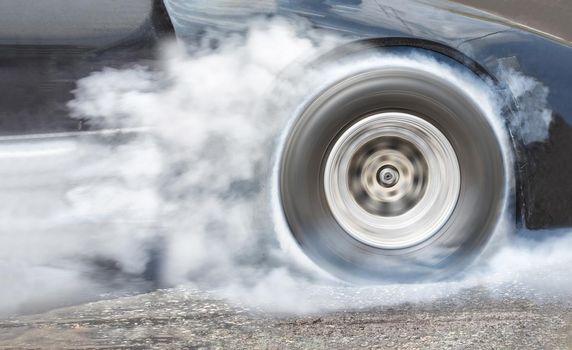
top-left (497, 66), bottom-right (552, 144)
top-left (0, 18), bottom-right (568, 317)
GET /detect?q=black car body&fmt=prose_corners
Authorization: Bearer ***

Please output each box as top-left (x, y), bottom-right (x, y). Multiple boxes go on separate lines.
top-left (1, 0), bottom-right (571, 252)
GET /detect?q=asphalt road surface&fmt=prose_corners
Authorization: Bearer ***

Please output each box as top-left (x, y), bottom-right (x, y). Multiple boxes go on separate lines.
top-left (0, 287), bottom-right (570, 349)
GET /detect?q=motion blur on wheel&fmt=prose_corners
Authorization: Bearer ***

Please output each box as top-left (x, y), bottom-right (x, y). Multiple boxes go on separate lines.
top-left (279, 62), bottom-right (508, 282)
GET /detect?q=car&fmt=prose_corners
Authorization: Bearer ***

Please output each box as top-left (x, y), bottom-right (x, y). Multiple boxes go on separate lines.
top-left (2, 0), bottom-right (571, 283)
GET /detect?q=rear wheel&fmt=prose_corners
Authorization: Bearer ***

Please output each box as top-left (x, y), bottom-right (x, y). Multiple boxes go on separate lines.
top-left (279, 66), bottom-right (508, 282)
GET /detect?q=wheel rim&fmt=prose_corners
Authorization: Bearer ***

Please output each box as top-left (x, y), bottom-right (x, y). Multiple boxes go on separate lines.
top-left (323, 112), bottom-right (461, 249)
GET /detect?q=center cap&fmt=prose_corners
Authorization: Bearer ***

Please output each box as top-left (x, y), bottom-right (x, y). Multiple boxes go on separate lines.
top-left (378, 166), bottom-right (399, 187)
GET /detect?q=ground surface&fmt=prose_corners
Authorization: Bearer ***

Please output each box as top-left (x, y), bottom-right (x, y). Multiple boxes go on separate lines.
top-left (0, 287), bottom-right (569, 349)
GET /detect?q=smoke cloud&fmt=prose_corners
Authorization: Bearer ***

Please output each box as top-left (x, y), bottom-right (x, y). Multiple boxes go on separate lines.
top-left (497, 65), bottom-right (552, 144)
top-left (0, 18), bottom-right (568, 317)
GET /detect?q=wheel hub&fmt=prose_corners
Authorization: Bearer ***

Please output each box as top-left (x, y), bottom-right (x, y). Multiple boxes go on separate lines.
top-left (377, 165), bottom-right (399, 187)
top-left (323, 112), bottom-right (461, 249)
